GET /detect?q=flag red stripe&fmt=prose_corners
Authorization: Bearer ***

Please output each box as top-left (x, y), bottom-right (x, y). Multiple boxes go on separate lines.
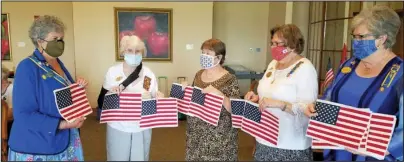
top-left (242, 122), bottom-right (277, 145)
top-left (190, 103), bottom-right (219, 119)
top-left (337, 118), bottom-right (369, 131)
top-left (340, 107), bottom-right (372, 116)
top-left (366, 148), bottom-right (385, 157)
top-left (243, 119), bottom-right (278, 140)
top-left (307, 125), bottom-right (361, 143)
top-left (369, 126), bottom-right (392, 133)
top-left (307, 131), bottom-right (357, 149)
top-left (371, 115), bottom-right (395, 121)
top-left (100, 118), bottom-right (139, 122)
top-left (65, 107), bottom-right (92, 121)
top-left (63, 103), bottom-right (91, 119)
top-left (190, 103), bottom-right (218, 125)
top-left (367, 141), bottom-right (387, 150)
top-left (140, 122), bottom-right (178, 128)
top-left (370, 120), bottom-right (394, 127)
top-left (310, 121), bottom-right (363, 138)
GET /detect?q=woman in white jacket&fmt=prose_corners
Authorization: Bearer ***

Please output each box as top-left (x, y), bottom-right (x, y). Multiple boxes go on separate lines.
top-left (102, 35), bottom-right (163, 161)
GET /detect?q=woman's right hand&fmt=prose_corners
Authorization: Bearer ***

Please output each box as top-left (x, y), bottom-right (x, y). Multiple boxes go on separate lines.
top-left (304, 103), bottom-right (317, 117)
top-left (59, 116), bottom-right (86, 129)
top-left (244, 91), bottom-right (259, 103)
top-left (111, 85), bottom-right (124, 94)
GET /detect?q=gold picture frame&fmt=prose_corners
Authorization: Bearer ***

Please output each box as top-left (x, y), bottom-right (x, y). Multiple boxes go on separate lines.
top-left (114, 7), bottom-right (173, 62)
top-left (1, 13), bottom-right (12, 61)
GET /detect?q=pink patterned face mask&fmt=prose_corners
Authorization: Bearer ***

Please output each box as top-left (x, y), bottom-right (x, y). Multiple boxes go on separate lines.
top-left (271, 46), bottom-right (290, 61)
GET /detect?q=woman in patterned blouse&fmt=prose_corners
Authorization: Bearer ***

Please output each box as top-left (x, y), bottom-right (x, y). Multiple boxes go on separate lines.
top-left (184, 38), bottom-right (241, 161)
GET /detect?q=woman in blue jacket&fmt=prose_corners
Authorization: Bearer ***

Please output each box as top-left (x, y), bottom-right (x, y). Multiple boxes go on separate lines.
top-left (8, 15), bottom-right (88, 161)
top-left (306, 5), bottom-right (403, 161)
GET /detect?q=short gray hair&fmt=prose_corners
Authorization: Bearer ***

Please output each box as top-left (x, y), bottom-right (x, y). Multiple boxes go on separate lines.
top-left (1, 65), bottom-right (10, 81)
top-left (29, 15), bottom-right (66, 48)
top-left (351, 5), bottom-right (401, 49)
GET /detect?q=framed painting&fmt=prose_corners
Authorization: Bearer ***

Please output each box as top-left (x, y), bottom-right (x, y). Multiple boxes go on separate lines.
top-left (114, 7), bottom-right (173, 62)
top-left (1, 13), bottom-right (12, 61)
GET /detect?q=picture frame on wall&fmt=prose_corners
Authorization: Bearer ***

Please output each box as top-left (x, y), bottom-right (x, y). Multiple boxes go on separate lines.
top-left (114, 7), bottom-right (173, 62)
top-left (1, 13), bottom-right (12, 61)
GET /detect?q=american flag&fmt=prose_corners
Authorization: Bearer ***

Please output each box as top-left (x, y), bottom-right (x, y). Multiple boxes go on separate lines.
top-left (312, 139), bottom-right (343, 150)
top-left (241, 101), bottom-right (279, 146)
top-left (322, 57), bottom-right (334, 92)
top-left (363, 113), bottom-right (396, 160)
top-left (230, 99), bottom-right (246, 128)
top-left (169, 83), bottom-right (193, 115)
top-left (189, 87), bottom-right (224, 126)
top-left (54, 83), bottom-right (93, 122)
top-left (139, 98), bottom-right (178, 129)
top-left (306, 100), bottom-right (371, 150)
top-left (99, 92), bottom-right (142, 123)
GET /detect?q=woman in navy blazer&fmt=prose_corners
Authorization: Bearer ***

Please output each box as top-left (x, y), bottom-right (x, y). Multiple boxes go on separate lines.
top-left (8, 15), bottom-right (88, 161)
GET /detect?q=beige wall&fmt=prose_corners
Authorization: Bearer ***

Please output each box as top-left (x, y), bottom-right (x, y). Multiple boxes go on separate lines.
top-left (1, 2), bottom-right (76, 78)
top-left (72, 2), bottom-right (213, 107)
top-left (266, 2), bottom-right (287, 66)
top-left (213, 2), bottom-right (272, 94)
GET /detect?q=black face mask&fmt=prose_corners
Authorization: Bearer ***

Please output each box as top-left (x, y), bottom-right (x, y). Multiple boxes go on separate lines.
top-left (41, 39), bottom-right (65, 58)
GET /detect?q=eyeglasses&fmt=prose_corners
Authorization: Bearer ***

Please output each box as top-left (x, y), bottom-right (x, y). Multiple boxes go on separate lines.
top-left (350, 33), bottom-right (377, 40)
top-left (270, 41), bottom-right (286, 47)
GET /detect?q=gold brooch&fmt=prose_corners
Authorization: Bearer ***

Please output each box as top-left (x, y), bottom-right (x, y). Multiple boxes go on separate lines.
top-left (379, 87), bottom-right (385, 92)
top-left (115, 76), bottom-right (123, 81)
top-left (341, 67), bottom-right (352, 74)
top-left (350, 60), bottom-right (356, 65)
top-left (42, 74), bottom-right (47, 80)
top-left (266, 72), bottom-right (272, 78)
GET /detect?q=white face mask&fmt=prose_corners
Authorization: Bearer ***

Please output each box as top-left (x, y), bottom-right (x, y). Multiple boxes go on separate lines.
top-left (200, 54), bottom-right (220, 69)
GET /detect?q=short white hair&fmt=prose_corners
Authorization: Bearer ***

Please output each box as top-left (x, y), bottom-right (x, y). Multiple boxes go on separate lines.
top-left (119, 35), bottom-right (147, 56)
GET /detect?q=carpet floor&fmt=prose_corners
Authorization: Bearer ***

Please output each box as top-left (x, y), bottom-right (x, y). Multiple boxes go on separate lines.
top-left (80, 112), bottom-right (255, 161)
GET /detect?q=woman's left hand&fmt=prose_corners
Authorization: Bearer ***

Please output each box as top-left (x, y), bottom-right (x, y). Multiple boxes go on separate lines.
top-left (202, 85), bottom-right (223, 96)
top-left (258, 97), bottom-right (283, 112)
top-left (76, 78), bottom-right (88, 87)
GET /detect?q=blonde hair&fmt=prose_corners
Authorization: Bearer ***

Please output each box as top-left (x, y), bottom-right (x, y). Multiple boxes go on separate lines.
top-left (2, 65), bottom-right (10, 81)
top-left (119, 35), bottom-right (147, 57)
top-left (351, 5), bottom-right (401, 49)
